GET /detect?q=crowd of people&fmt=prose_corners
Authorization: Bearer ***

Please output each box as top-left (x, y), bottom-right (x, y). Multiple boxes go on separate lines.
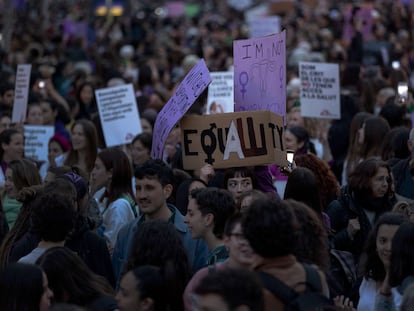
top-left (2, 0), bottom-right (414, 310)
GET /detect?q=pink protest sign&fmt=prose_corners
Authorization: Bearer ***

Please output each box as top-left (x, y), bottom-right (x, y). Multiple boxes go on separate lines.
top-left (151, 59), bottom-right (212, 159)
top-left (233, 31), bottom-right (286, 118)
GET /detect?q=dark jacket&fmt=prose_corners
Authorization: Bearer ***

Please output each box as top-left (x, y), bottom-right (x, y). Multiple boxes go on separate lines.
top-left (391, 157), bottom-right (414, 199)
top-left (326, 186), bottom-right (394, 260)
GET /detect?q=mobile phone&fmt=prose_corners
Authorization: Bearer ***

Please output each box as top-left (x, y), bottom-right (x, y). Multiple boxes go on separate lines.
top-left (398, 82), bottom-right (408, 103)
top-left (38, 80), bottom-right (45, 89)
top-left (286, 150), bottom-right (294, 169)
top-left (392, 61), bottom-right (400, 70)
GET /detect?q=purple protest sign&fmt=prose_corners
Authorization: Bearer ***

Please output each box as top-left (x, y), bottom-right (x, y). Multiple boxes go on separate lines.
top-left (151, 59), bottom-right (212, 159)
top-left (233, 31), bottom-right (286, 118)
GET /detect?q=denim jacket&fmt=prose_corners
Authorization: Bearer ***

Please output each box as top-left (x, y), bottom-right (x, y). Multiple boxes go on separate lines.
top-left (112, 204), bottom-right (209, 284)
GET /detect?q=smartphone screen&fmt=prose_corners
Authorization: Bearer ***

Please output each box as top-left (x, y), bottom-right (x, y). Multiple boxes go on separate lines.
top-left (398, 83), bottom-right (408, 103)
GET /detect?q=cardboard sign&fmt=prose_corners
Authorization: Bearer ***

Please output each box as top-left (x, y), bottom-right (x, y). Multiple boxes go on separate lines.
top-left (12, 64), bottom-right (32, 123)
top-left (268, 0), bottom-right (295, 14)
top-left (151, 59), bottom-right (211, 159)
top-left (233, 31), bottom-right (286, 118)
top-left (248, 16), bottom-right (281, 38)
top-left (207, 71), bottom-right (234, 114)
top-left (299, 61), bottom-right (340, 119)
top-left (180, 111), bottom-right (287, 170)
top-left (95, 84), bottom-right (142, 147)
top-left (24, 125), bottom-right (54, 162)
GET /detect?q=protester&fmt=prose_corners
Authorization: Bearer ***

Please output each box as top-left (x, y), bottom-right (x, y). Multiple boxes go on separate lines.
top-left (175, 178), bottom-right (207, 215)
top-left (129, 133), bottom-right (152, 172)
top-left (0, 262), bottom-right (53, 311)
top-left (0, 128), bottom-right (24, 188)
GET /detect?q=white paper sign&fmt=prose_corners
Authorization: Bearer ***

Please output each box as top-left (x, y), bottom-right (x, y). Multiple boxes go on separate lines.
top-left (95, 84), bottom-right (142, 147)
top-left (207, 72), bottom-right (234, 114)
top-left (248, 16), bottom-right (281, 38)
top-left (299, 61), bottom-right (340, 119)
top-left (12, 64), bottom-right (32, 123)
top-left (24, 125), bottom-right (54, 162)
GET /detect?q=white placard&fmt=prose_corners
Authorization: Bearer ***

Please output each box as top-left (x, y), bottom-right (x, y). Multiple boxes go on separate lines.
top-left (248, 16), bottom-right (281, 38)
top-left (12, 64), bottom-right (32, 123)
top-left (299, 61), bottom-right (340, 119)
top-left (206, 71), bottom-right (234, 114)
top-left (24, 125), bottom-right (54, 162)
top-left (95, 84), bottom-right (142, 147)
top-left (228, 0), bottom-right (253, 11)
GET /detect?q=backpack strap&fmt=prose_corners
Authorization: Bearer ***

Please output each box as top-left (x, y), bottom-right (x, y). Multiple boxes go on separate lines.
top-left (303, 264), bottom-right (322, 292)
top-left (258, 271), bottom-right (297, 304)
top-left (120, 194), bottom-right (138, 218)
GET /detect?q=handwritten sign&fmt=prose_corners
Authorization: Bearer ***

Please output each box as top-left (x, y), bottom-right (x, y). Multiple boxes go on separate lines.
top-left (180, 111), bottom-right (287, 170)
top-left (233, 31), bottom-right (286, 118)
top-left (24, 125), bottom-right (54, 161)
top-left (299, 61), bottom-right (340, 119)
top-left (12, 64), bottom-right (32, 123)
top-left (151, 59), bottom-right (211, 159)
top-left (248, 16), bottom-right (281, 38)
top-left (95, 84), bottom-right (142, 147)
top-left (207, 72), bottom-right (234, 114)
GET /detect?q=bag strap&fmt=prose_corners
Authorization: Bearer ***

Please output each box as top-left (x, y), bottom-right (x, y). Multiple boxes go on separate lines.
top-left (120, 194), bottom-right (138, 218)
top-left (258, 271), bottom-right (297, 304)
top-left (303, 264), bottom-right (322, 292)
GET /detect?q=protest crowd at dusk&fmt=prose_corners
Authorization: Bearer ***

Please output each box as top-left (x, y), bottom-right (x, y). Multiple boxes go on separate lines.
top-left (2, 0), bottom-right (414, 310)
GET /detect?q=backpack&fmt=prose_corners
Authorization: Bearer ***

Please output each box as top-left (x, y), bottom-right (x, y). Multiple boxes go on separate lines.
top-left (258, 264), bottom-right (336, 311)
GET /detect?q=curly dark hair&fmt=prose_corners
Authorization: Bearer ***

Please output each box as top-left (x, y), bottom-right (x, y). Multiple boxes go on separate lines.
top-left (359, 212), bottom-right (406, 282)
top-left (294, 153), bottom-right (340, 209)
top-left (134, 158), bottom-right (174, 186)
top-left (285, 199), bottom-right (330, 272)
top-left (242, 197), bottom-right (298, 258)
top-left (125, 220), bottom-right (191, 310)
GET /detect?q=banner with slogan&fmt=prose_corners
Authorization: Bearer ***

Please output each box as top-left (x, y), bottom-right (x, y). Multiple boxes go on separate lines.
top-left (180, 111), bottom-right (287, 170)
top-left (233, 31), bottom-right (286, 119)
top-left (12, 64), bottom-right (32, 123)
top-left (299, 61), bottom-right (340, 119)
top-left (95, 84), bottom-right (142, 147)
top-left (151, 59), bottom-right (212, 159)
top-left (24, 125), bottom-right (54, 162)
top-left (206, 71), bottom-right (234, 114)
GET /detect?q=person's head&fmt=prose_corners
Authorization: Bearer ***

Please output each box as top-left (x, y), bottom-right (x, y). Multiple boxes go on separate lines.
top-left (31, 192), bottom-right (76, 242)
top-left (130, 133), bottom-right (152, 167)
top-left (380, 126), bottom-right (410, 161)
top-left (175, 178), bottom-right (207, 215)
top-left (185, 187), bottom-right (236, 240)
top-left (117, 266), bottom-right (168, 311)
top-left (360, 212), bottom-right (406, 281)
top-left (348, 157), bottom-right (392, 199)
top-left (5, 158), bottom-right (42, 197)
top-left (285, 199), bottom-right (330, 272)
top-left (70, 119), bottom-right (98, 153)
top-left (224, 167), bottom-right (256, 205)
top-left (134, 159), bottom-right (174, 219)
top-left (194, 268), bottom-right (264, 311)
top-left (294, 153), bottom-right (340, 209)
top-left (0, 128), bottom-right (24, 162)
top-left (48, 134), bottom-right (71, 164)
top-left (286, 106), bottom-right (304, 127)
top-left (62, 172), bottom-right (89, 214)
top-left (0, 82), bottom-right (15, 108)
top-left (0, 263), bottom-right (53, 311)
top-left (40, 99), bottom-right (58, 125)
top-left (389, 223), bottom-right (414, 287)
top-left (239, 190), bottom-right (268, 214)
top-left (242, 197), bottom-right (298, 258)
top-left (284, 126), bottom-right (315, 155)
top-left (224, 213), bottom-right (255, 268)
top-left (358, 116), bottom-right (390, 158)
top-left (0, 113), bottom-right (11, 134)
top-left (36, 247), bottom-right (114, 305)
top-left (44, 165), bottom-right (73, 184)
top-left (91, 148), bottom-right (133, 205)
top-left (284, 167), bottom-right (323, 215)
top-left (76, 82), bottom-right (95, 106)
top-left (26, 102), bottom-right (44, 125)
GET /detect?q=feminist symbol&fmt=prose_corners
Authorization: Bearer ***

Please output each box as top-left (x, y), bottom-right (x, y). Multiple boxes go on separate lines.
top-left (239, 71), bottom-right (249, 100)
